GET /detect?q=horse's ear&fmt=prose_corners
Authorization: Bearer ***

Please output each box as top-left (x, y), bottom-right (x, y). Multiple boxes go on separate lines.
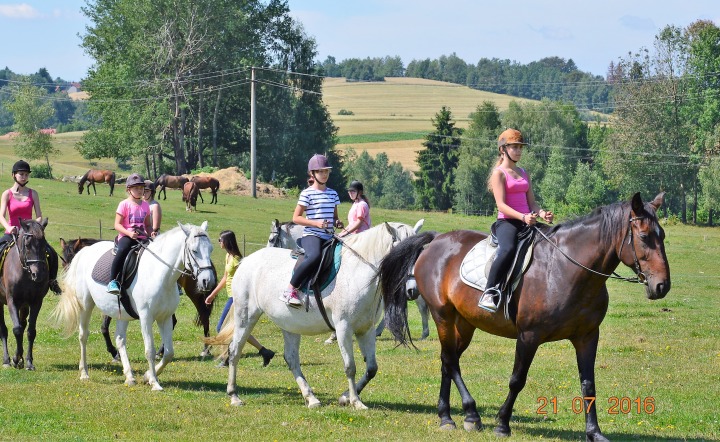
top-left (19, 217), bottom-right (27, 230)
top-left (178, 221), bottom-right (190, 235)
top-left (200, 220), bottom-right (208, 232)
top-left (650, 192), bottom-right (665, 211)
top-left (41, 217), bottom-right (48, 229)
top-left (60, 238), bottom-right (67, 248)
top-left (273, 219), bottom-right (279, 228)
top-left (413, 219), bottom-right (424, 233)
top-left (630, 192), bottom-right (644, 214)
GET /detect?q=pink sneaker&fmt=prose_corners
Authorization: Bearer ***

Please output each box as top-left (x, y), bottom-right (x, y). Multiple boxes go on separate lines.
top-left (280, 287), bottom-right (302, 308)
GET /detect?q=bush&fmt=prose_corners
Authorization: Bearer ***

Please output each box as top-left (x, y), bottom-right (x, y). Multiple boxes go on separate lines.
top-left (31, 163), bottom-right (53, 179)
top-left (190, 166), bottom-right (218, 174)
top-left (337, 109), bottom-right (354, 116)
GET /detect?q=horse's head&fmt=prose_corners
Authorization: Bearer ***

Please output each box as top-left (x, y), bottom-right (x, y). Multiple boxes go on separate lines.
top-left (267, 219), bottom-right (282, 247)
top-left (622, 192), bottom-right (671, 300)
top-left (385, 219), bottom-right (424, 246)
top-left (77, 182), bottom-right (84, 194)
top-left (179, 220), bottom-right (215, 292)
top-left (17, 218), bottom-right (49, 282)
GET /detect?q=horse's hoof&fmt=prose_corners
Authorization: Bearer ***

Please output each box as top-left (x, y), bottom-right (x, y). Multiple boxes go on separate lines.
top-left (25, 364), bottom-right (36, 371)
top-left (439, 421), bottom-right (457, 431)
top-left (230, 395), bottom-right (245, 406)
top-left (151, 383), bottom-right (163, 391)
top-left (126, 379), bottom-right (136, 387)
top-left (352, 401), bottom-right (368, 410)
top-left (586, 432), bottom-right (610, 442)
top-left (306, 397), bottom-right (321, 408)
top-left (80, 373), bottom-right (90, 381)
top-left (463, 419), bottom-right (483, 432)
top-left (338, 394), bottom-right (349, 407)
top-left (2, 363), bottom-right (11, 369)
top-left (420, 333), bottom-right (429, 340)
top-left (493, 425), bottom-right (511, 438)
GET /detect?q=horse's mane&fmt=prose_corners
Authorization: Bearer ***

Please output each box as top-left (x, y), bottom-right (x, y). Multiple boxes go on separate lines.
top-left (341, 222), bottom-right (406, 262)
top-left (542, 201), bottom-right (630, 246)
top-left (78, 170), bottom-right (90, 184)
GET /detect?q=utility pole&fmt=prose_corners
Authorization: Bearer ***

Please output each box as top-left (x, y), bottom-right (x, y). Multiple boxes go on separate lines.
top-left (250, 67), bottom-right (257, 198)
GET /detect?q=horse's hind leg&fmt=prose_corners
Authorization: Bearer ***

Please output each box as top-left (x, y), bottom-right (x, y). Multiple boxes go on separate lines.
top-left (282, 330), bottom-right (321, 408)
top-left (77, 302), bottom-right (95, 380)
top-left (495, 332), bottom-right (540, 437)
top-left (0, 306), bottom-right (10, 367)
top-left (416, 297), bottom-right (430, 340)
top-left (339, 326), bottom-right (375, 409)
top-left (572, 329), bottom-right (609, 442)
top-left (100, 314), bottom-right (119, 362)
top-left (91, 182), bottom-right (97, 196)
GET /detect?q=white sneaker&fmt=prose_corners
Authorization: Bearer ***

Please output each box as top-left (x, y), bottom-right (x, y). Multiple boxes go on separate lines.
top-left (280, 287), bottom-right (302, 308)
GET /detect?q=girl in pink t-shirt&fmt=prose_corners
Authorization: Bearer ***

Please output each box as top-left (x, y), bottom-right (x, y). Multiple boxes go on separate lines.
top-left (107, 173), bottom-right (151, 295)
top-left (339, 180), bottom-right (371, 237)
top-left (478, 129), bottom-right (554, 313)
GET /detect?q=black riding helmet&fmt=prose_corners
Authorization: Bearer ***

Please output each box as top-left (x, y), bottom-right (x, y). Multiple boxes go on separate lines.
top-left (12, 160), bottom-right (31, 174)
top-left (348, 180), bottom-right (364, 192)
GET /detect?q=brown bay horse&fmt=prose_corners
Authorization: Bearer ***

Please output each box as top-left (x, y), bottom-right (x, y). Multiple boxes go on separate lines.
top-left (59, 237), bottom-right (218, 359)
top-left (379, 193), bottom-right (671, 441)
top-left (183, 182), bottom-right (199, 212)
top-left (155, 174), bottom-right (189, 200)
top-left (0, 218), bottom-right (51, 370)
top-left (78, 169), bottom-right (116, 196)
top-left (190, 176), bottom-right (219, 204)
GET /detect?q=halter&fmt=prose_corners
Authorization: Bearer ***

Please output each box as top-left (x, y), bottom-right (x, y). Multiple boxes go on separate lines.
top-left (13, 229), bottom-right (46, 273)
top-left (532, 214), bottom-right (648, 285)
top-left (138, 230), bottom-right (212, 280)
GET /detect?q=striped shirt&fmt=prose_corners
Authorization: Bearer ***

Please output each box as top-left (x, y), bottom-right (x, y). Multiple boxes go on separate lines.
top-left (297, 187), bottom-right (340, 240)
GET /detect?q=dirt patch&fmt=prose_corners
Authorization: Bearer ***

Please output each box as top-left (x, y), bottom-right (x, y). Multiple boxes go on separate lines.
top-left (191, 167), bottom-right (287, 198)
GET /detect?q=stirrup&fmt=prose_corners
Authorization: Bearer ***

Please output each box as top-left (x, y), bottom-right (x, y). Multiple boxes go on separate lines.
top-left (478, 287), bottom-right (501, 313)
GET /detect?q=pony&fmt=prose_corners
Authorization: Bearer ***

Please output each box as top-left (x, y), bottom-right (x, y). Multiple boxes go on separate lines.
top-left (190, 176), bottom-right (219, 204)
top-left (78, 169), bottom-right (116, 196)
top-left (154, 174), bottom-right (189, 200)
top-left (0, 218), bottom-right (51, 370)
top-left (266, 218), bottom-right (430, 340)
top-left (58, 237), bottom-right (217, 360)
top-left (183, 182), bottom-right (199, 212)
top-left (52, 222), bottom-right (215, 390)
top-left (379, 193), bottom-right (671, 440)
top-left (210, 220), bottom-right (423, 408)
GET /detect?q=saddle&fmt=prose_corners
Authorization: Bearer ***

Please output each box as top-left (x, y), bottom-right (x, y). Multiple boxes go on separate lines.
top-left (91, 242), bottom-right (147, 319)
top-left (291, 237), bottom-right (343, 330)
top-left (459, 225), bottom-right (537, 320)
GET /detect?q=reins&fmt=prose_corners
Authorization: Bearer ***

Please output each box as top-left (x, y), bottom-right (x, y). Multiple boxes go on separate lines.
top-left (135, 231), bottom-right (212, 281)
top-left (531, 215), bottom-right (648, 285)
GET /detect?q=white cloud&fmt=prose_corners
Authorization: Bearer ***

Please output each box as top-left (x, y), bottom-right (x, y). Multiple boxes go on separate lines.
top-left (0, 3), bottom-right (41, 19)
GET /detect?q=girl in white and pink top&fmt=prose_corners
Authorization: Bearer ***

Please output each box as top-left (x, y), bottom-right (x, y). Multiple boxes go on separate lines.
top-left (478, 129), bottom-right (554, 313)
top-left (340, 180), bottom-right (371, 236)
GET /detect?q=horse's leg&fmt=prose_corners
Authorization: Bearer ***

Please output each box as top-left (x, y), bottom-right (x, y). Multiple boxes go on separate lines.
top-left (226, 306), bottom-right (262, 406)
top-left (91, 182), bottom-right (97, 196)
top-left (0, 305), bottom-right (10, 367)
top-left (114, 320), bottom-right (136, 386)
top-left (282, 330), bottom-right (321, 408)
top-left (148, 315), bottom-right (174, 383)
top-left (338, 325), bottom-right (376, 409)
top-left (23, 300), bottom-right (43, 371)
top-left (197, 190), bottom-right (204, 203)
top-left (100, 314), bottom-right (119, 362)
top-left (156, 314), bottom-right (176, 359)
top-left (374, 313), bottom-right (385, 337)
top-left (495, 332), bottom-right (541, 437)
top-left (416, 297), bottom-right (430, 340)
top-left (77, 301), bottom-right (94, 380)
top-left (211, 189), bottom-right (217, 204)
top-left (137, 315), bottom-right (162, 391)
top-left (435, 313), bottom-right (481, 431)
top-left (7, 301), bottom-right (25, 369)
top-left (572, 329), bottom-right (609, 442)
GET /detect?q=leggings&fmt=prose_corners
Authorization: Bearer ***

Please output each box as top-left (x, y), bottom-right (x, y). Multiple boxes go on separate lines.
top-left (485, 219), bottom-right (524, 290)
top-left (290, 235), bottom-right (325, 289)
top-left (111, 236), bottom-right (140, 281)
top-left (217, 298), bottom-right (233, 333)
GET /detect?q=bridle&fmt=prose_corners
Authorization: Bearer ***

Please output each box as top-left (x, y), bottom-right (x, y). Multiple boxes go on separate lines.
top-left (138, 230), bottom-right (213, 280)
top-left (532, 213), bottom-right (649, 285)
top-left (13, 229), bottom-right (47, 274)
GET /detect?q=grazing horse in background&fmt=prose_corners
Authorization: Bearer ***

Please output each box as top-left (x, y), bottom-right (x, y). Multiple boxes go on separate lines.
top-left (266, 219), bottom-right (430, 340)
top-left (52, 222), bottom-right (215, 390)
top-left (209, 220), bottom-right (423, 408)
top-left (190, 176), bottom-right (219, 204)
top-left (183, 182), bottom-right (199, 212)
top-left (78, 169), bottom-right (116, 196)
top-left (379, 193), bottom-right (671, 440)
top-left (155, 174), bottom-right (189, 200)
top-left (0, 218), bottom-right (50, 370)
top-left (59, 237), bottom-right (217, 360)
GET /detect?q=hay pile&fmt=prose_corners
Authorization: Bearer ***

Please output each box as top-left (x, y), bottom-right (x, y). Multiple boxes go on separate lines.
top-left (192, 167), bottom-right (287, 198)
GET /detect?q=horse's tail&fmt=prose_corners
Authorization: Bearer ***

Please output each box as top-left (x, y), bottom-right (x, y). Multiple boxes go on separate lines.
top-left (204, 309), bottom-right (234, 346)
top-left (379, 231), bottom-right (438, 348)
top-left (50, 257), bottom-right (83, 337)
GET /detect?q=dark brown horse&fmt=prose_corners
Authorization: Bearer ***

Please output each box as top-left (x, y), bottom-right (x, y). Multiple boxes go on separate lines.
top-left (78, 169), bottom-right (116, 196)
top-left (0, 218), bottom-right (51, 370)
top-left (190, 176), bottom-right (219, 204)
top-left (379, 193), bottom-right (671, 441)
top-left (183, 182), bottom-right (199, 212)
top-left (155, 174), bottom-right (189, 200)
top-left (59, 237), bottom-right (217, 359)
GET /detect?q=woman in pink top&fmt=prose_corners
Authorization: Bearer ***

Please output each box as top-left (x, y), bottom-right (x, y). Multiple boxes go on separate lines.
top-left (478, 129), bottom-right (554, 313)
top-left (107, 173), bottom-right (152, 295)
top-left (339, 180), bottom-right (371, 237)
top-left (0, 160), bottom-right (61, 294)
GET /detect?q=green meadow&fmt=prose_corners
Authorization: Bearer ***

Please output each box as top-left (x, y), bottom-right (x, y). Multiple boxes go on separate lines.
top-left (0, 80), bottom-right (718, 440)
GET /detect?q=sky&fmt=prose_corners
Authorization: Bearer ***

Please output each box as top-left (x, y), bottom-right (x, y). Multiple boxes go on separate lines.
top-left (1, 1), bottom-right (718, 82)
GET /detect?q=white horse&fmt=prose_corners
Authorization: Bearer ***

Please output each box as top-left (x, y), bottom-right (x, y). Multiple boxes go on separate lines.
top-left (213, 220), bottom-right (423, 408)
top-left (52, 222), bottom-right (215, 390)
top-left (267, 218), bottom-right (431, 340)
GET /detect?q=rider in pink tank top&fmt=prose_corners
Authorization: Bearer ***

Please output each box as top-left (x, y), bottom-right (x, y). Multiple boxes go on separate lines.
top-left (6, 192), bottom-right (34, 233)
top-left (496, 167), bottom-right (529, 219)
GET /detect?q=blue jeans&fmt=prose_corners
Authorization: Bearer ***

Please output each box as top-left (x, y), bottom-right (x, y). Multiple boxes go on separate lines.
top-left (217, 298), bottom-right (233, 333)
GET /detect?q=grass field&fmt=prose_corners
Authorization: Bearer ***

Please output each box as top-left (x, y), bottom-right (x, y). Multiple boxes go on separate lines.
top-left (0, 174), bottom-right (717, 441)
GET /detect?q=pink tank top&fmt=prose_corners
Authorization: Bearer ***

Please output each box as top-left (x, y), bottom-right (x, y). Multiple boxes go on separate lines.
top-left (6, 191), bottom-right (34, 233)
top-left (497, 167), bottom-right (530, 219)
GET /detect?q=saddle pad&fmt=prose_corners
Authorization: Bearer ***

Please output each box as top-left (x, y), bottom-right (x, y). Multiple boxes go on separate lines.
top-left (91, 248), bottom-right (115, 285)
top-left (459, 238), bottom-right (535, 293)
top-left (299, 243), bottom-right (343, 295)
top-left (459, 238), bottom-right (497, 291)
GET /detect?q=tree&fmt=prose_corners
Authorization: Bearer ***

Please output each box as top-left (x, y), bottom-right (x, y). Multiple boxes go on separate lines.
top-left (4, 79), bottom-right (59, 173)
top-left (414, 106), bottom-right (462, 210)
